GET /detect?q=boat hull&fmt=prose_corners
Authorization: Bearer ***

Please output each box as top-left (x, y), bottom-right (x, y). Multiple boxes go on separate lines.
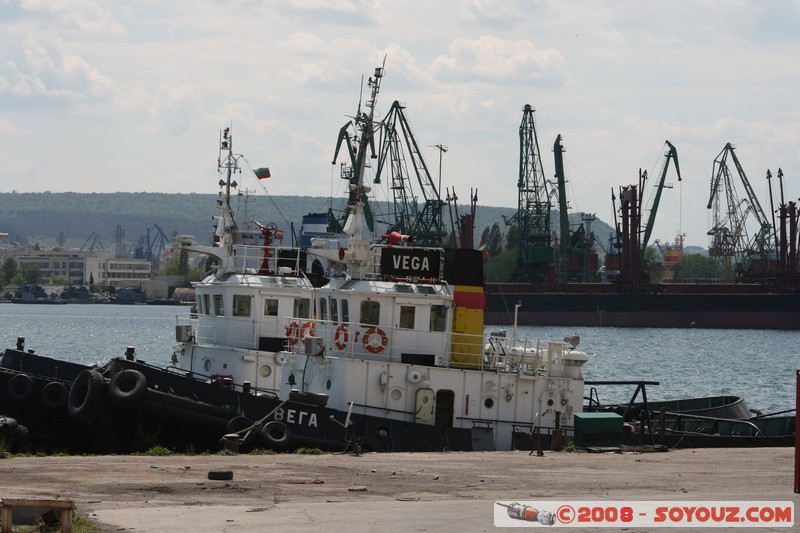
top-left (485, 289), bottom-right (800, 330)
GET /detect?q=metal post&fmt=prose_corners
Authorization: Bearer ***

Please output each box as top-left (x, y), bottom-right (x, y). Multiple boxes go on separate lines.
top-left (513, 301), bottom-right (522, 343)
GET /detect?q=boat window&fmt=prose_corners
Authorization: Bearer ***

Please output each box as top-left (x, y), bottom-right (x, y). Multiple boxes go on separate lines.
top-left (330, 298), bottom-right (339, 323)
top-left (341, 299), bottom-right (350, 324)
top-left (293, 297), bottom-right (311, 319)
top-left (319, 297), bottom-right (328, 320)
top-left (232, 295), bottom-right (251, 317)
top-left (430, 304), bottom-right (447, 332)
top-left (360, 300), bottom-right (380, 326)
top-left (341, 280), bottom-right (358, 290)
top-left (417, 285), bottom-right (437, 295)
top-left (264, 298), bottom-right (279, 317)
top-left (395, 284), bottom-right (414, 293)
top-left (202, 294), bottom-right (210, 315)
top-left (399, 305), bottom-right (415, 329)
top-left (213, 294), bottom-right (225, 316)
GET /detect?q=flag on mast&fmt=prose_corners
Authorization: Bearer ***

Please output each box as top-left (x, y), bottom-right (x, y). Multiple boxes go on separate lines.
top-left (254, 167), bottom-right (271, 180)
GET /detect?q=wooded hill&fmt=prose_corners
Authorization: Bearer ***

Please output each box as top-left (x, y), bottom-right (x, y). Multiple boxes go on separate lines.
top-left (0, 191), bottom-right (614, 253)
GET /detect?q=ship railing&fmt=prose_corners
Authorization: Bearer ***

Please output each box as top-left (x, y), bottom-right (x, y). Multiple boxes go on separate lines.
top-left (231, 244), bottom-right (305, 276)
top-left (651, 411), bottom-right (765, 438)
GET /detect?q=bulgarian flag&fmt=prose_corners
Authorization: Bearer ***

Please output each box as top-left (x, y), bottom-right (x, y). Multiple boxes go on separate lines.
top-left (479, 244), bottom-right (489, 258)
top-left (254, 167), bottom-right (271, 180)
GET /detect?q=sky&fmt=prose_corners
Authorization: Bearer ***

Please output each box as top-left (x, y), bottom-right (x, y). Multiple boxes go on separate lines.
top-left (1, 0), bottom-right (799, 248)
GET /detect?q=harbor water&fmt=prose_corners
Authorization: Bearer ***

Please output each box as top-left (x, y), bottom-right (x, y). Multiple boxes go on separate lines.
top-left (1, 303), bottom-right (797, 414)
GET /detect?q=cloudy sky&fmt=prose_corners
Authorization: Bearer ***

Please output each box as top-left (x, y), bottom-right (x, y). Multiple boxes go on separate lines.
top-left (1, 1), bottom-right (798, 247)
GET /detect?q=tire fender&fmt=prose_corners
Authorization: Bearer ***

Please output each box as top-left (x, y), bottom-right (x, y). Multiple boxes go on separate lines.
top-left (68, 369), bottom-right (107, 423)
top-left (108, 369), bottom-right (148, 405)
top-left (8, 374), bottom-right (35, 403)
top-left (260, 420), bottom-right (292, 451)
top-left (40, 381), bottom-right (69, 410)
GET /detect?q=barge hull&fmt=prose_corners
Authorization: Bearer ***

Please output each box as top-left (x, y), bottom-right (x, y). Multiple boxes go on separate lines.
top-left (485, 292), bottom-right (800, 329)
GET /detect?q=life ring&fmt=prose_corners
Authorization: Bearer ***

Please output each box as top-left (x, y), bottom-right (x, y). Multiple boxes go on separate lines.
top-left (300, 321), bottom-right (316, 340)
top-left (40, 381), bottom-right (69, 410)
top-left (285, 320), bottom-right (301, 346)
top-left (260, 420), bottom-right (292, 451)
top-left (363, 327), bottom-right (389, 354)
top-left (7, 373), bottom-right (35, 403)
top-left (108, 369), bottom-right (148, 405)
top-left (68, 369), bottom-right (106, 423)
top-left (334, 324), bottom-right (349, 350)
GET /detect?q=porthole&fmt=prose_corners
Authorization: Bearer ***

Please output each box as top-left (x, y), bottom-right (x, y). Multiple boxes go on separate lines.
top-left (390, 388), bottom-right (402, 401)
top-left (376, 425), bottom-right (390, 438)
top-left (202, 358), bottom-right (213, 372)
top-left (547, 398), bottom-right (554, 407)
top-left (483, 396), bottom-right (495, 409)
top-left (259, 365), bottom-right (272, 378)
top-left (325, 378), bottom-right (332, 391)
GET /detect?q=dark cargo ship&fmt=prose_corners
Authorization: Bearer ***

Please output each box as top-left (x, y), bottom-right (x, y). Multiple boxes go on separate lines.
top-left (485, 283), bottom-right (800, 330)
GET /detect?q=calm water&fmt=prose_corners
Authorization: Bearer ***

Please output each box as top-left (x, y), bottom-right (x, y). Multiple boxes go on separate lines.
top-left (1, 304), bottom-right (797, 413)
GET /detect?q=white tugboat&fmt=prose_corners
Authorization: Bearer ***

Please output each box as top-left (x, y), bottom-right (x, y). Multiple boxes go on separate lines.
top-left (170, 63), bottom-right (590, 452)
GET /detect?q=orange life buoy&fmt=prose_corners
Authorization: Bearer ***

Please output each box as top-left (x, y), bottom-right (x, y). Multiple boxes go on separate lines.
top-left (285, 320), bottom-right (300, 346)
top-left (300, 321), bottom-right (316, 340)
top-left (334, 324), bottom-right (349, 350)
top-left (363, 327), bottom-right (388, 354)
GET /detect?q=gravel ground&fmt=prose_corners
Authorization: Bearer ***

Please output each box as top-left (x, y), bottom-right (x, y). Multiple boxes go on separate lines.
top-left (0, 447), bottom-right (797, 532)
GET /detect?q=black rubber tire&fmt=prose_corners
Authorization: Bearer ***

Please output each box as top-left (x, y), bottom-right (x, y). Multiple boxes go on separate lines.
top-left (108, 369), bottom-right (147, 405)
top-left (40, 381), bottom-right (69, 410)
top-left (68, 369), bottom-right (106, 423)
top-left (207, 470), bottom-right (234, 481)
top-left (226, 415), bottom-right (253, 434)
top-left (8, 373), bottom-right (35, 403)
top-left (260, 421), bottom-right (292, 451)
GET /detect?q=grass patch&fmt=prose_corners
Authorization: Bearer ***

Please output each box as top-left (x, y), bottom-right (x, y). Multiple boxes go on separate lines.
top-left (135, 445), bottom-right (174, 456)
top-left (293, 447), bottom-right (325, 455)
top-left (249, 448), bottom-right (277, 455)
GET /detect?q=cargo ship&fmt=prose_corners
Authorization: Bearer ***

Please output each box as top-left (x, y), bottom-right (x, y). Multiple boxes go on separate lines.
top-left (484, 282), bottom-right (800, 330)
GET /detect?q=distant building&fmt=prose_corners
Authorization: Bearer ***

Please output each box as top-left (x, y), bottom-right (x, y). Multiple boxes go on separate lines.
top-left (4, 250), bottom-right (152, 288)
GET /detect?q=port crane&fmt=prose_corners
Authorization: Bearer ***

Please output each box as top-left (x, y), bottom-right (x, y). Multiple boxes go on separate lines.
top-left (512, 104), bottom-right (555, 283)
top-left (611, 141), bottom-right (680, 289)
top-left (134, 223), bottom-right (171, 268)
top-left (374, 101), bottom-right (446, 246)
top-left (706, 143), bottom-right (775, 277)
top-left (553, 134), bottom-right (599, 282)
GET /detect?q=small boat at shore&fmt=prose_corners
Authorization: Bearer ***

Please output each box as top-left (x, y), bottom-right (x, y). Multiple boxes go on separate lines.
top-left (585, 382), bottom-right (795, 449)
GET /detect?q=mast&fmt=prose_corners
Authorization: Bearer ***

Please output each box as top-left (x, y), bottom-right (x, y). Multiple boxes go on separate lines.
top-left (308, 61), bottom-right (386, 279)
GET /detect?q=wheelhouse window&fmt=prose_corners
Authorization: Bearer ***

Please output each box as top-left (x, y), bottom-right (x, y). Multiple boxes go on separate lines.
top-left (233, 295), bottom-right (251, 317)
top-left (200, 294), bottom-right (210, 315)
top-left (330, 298), bottom-right (339, 323)
top-left (294, 297), bottom-right (311, 319)
top-left (264, 298), bottom-right (279, 317)
top-left (318, 297), bottom-right (328, 321)
top-left (360, 300), bottom-right (380, 326)
top-left (399, 305), bottom-right (415, 329)
top-left (213, 294), bottom-right (225, 316)
top-left (430, 304), bottom-right (447, 332)
top-left (341, 299), bottom-right (350, 324)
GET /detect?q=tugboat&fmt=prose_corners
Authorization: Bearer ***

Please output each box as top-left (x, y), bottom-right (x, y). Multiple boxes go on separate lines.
top-left (0, 64), bottom-right (590, 454)
top-left (168, 63), bottom-right (589, 452)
